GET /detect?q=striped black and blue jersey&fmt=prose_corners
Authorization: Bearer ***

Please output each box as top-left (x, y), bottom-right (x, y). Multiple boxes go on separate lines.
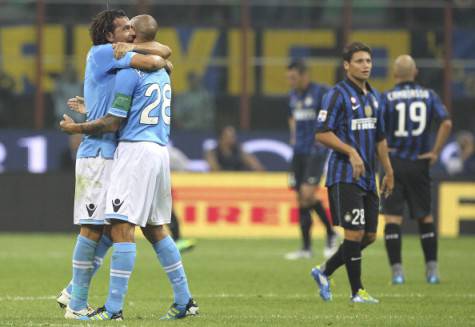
top-left (315, 79), bottom-right (385, 192)
top-left (382, 82), bottom-right (449, 160)
top-left (289, 82), bottom-right (329, 155)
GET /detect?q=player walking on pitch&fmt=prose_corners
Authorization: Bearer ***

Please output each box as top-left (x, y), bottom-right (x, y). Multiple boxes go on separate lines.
top-left (285, 60), bottom-right (338, 260)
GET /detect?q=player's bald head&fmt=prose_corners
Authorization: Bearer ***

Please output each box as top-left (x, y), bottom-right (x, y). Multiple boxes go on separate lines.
top-left (393, 55), bottom-right (417, 82)
top-left (131, 14), bottom-right (158, 42)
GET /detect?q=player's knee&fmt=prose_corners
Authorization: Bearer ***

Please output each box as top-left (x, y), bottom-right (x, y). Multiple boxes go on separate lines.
top-left (110, 220), bottom-right (135, 242)
top-left (79, 224), bottom-right (103, 242)
top-left (363, 233), bottom-right (377, 246)
top-left (298, 185), bottom-right (316, 208)
top-left (384, 215), bottom-right (403, 225)
top-left (344, 229), bottom-right (364, 242)
top-left (298, 196), bottom-right (313, 208)
top-left (418, 215), bottom-right (433, 224)
top-left (142, 225), bottom-right (168, 244)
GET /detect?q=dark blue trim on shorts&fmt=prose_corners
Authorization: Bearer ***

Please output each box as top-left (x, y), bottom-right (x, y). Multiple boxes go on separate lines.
top-left (105, 213), bottom-right (129, 222)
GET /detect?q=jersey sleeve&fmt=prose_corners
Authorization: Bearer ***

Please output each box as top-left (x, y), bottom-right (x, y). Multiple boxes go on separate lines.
top-left (315, 88), bottom-right (342, 133)
top-left (320, 84), bottom-right (331, 96)
top-left (287, 92), bottom-right (294, 119)
top-left (109, 68), bottom-right (139, 118)
top-left (94, 44), bottom-right (137, 74)
top-left (430, 90), bottom-right (450, 123)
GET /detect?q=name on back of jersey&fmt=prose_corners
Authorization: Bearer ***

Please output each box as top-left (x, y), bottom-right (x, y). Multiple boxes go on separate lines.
top-left (387, 89), bottom-right (430, 101)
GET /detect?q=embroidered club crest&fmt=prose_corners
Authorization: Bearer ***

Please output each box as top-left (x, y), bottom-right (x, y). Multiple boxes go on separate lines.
top-left (304, 96), bottom-right (313, 106)
top-left (364, 105), bottom-right (373, 117)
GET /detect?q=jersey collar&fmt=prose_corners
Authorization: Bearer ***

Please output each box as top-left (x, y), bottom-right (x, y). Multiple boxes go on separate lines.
top-left (344, 78), bottom-right (374, 95)
top-left (395, 81), bottom-right (417, 88)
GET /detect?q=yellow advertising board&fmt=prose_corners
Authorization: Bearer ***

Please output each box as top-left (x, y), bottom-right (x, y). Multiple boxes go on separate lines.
top-left (438, 182), bottom-right (475, 237)
top-left (171, 172), bottom-right (329, 238)
top-left (168, 173), bottom-right (475, 238)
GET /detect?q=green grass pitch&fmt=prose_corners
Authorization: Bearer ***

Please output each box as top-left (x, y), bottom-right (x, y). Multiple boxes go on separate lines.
top-left (0, 234), bottom-right (474, 326)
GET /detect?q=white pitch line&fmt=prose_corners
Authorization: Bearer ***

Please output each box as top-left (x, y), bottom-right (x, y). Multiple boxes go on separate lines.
top-left (0, 295), bottom-right (56, 301)
top-left (197, 292), bottom-right (475, 299)
top-left (1, 293), bottom-right (474, 302)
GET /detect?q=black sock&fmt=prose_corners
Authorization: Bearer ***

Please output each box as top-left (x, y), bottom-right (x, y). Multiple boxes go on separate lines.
top-left (342, 239), bottom-right (363, 296)
top-left (323, 239), bottom-right (371, 277)
top-left (323, 244), bottom-right (343, 276)
top-left (299, 208), bottom-right (312, 250)
top-left (169, 210), bottom-right (180, 241)
top-left (384, 223), bottom-right (402, 266)
top-left (419, 222), bottom-right (437, 262)
top-left (312, 201), bottom-right (335, 237)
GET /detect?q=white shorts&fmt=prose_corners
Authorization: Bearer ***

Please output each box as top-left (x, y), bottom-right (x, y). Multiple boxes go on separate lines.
top-left (74, 157), bottom-right (113, 225)
top-left (105, 142), bottom-right (172, 227)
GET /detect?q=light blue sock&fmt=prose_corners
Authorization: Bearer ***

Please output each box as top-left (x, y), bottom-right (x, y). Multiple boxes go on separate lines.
top-left (66, 235), bottom-right (113, 295)
top-left (105, 242), bottom-right (136, 314)
top-left (153, 236), bottom-right (191, 308)
top-left (70, 235), bottom-right (97, 311)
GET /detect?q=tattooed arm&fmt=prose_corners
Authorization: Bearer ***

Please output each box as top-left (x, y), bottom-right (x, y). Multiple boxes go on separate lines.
top-left (60, 113), bottom-right (123, 135)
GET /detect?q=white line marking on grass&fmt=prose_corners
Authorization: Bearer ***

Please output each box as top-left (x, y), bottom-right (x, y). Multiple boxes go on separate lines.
top-left (0, 296), bottom-right (56, 301)
top-left (2, 292), bottom-right (474, 303)
top-left (194, 292), bottom-right (475, 299)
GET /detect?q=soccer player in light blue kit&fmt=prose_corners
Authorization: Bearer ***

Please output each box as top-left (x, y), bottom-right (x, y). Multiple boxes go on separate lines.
top-left (60, 15), bottom-right (198, 321)
top-left (56, 9), bottom-right (171, 319)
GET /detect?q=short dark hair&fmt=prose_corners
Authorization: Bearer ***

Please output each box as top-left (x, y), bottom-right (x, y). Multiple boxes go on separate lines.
top-left (132, 14), bottom-right (158, 42)
top-left (287, 60), bottom-right (308, 74)
top-left (342, 42), bottom-right (372, 62)
top-left (89, 9), bottom-right (127, 45)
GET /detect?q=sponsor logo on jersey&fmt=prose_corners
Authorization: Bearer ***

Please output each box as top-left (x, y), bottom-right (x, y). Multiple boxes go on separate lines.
top-left (351, 97), bottom-right (359, 110)
top-left (112, 199), bottom-right (124, 212)
top-left (351, 117), bottom-right (377, 131)
top-left (294, 109), bottom-right (316, 121)
top-left (371, 94), bottom-right (379, 108)
top-left (86, 203), bottom-right (96, 217)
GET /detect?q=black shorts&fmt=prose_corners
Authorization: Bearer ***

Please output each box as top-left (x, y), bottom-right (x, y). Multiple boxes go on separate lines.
top-left (290, 152), bottom-right (327, 190)
top-left (328, 183), bottom-right (379, 233)
top-left (381, 156), bottom-right (431, 220)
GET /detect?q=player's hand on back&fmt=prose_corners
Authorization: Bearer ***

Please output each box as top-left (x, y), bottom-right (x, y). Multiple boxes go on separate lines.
top-left (113, 42), bottom-right (134, 59)
top-left (59, 114), bottom-right (78, 134)
top-left (67, 96), bottom-right (87, 114)
top-left (348, 148), bottom-right (365, 180)
top-left (417, 151), bottom-right (437, 165)
top-left (380, 172), bottom-right (394, 198)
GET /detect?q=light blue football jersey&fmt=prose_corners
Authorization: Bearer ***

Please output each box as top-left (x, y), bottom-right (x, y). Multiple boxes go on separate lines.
top-left (77, 44), bottom-right (136, 159)
top-left (108, 68), bottom-right (171, 146)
